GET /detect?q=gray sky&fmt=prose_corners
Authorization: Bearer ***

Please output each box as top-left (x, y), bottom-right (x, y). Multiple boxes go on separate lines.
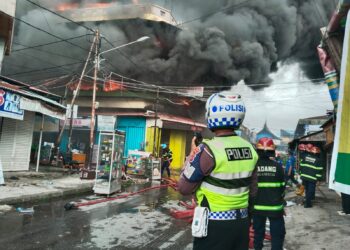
top-left (231, 63), bottom-right (333, 135)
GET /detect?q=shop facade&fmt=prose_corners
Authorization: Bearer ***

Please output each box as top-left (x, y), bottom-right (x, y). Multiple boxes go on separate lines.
top-left (0, 78), bottom-right (66, 171)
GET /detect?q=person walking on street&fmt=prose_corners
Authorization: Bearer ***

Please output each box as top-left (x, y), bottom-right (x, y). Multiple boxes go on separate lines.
top-left (253, 137), bottom-right (286, 250)
top-left (178, 91), bottom-right (259, 250)
top-left (300, 144), bottom-right (323, 208)
top-left (161, 143), bottom-right (172, 178)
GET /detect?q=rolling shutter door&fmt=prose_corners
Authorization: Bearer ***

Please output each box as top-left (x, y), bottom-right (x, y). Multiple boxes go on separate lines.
top-left (0, 112), bottom-right (35, 171)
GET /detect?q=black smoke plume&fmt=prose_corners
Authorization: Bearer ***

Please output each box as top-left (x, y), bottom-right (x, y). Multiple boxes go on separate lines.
top-left (3, 0), bottom-right (334, 88)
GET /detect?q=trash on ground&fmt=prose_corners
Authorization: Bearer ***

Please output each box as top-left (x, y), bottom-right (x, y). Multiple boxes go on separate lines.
top-left (286, 201), bottom-right (296, 207)
top-left (0, 205), bottom-right (13, 213)
top-left (337, 210), bottom-right (350, 216)
top-left (16, 207), bottom-right (34, 214)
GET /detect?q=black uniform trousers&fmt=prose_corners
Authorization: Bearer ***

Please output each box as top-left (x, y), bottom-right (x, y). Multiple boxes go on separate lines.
top-left (303, 180), bottom-right (316, 207)
top-left (161, 160), bottom-right (171, 177)
top-left (341, 193), bottom-right (350, 214)
top-left (193, 217), bottom-right (250, 250)
top-left (253, 214), bottom-right (285, 250)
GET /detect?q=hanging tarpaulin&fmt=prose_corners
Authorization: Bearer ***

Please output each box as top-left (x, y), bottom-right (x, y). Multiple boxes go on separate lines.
top-left (327, 0), bottom-right (350, 33)
top-left (329, 11), bottom-right (350, 195)
top-left (317, 46), bottom-right (339, 111)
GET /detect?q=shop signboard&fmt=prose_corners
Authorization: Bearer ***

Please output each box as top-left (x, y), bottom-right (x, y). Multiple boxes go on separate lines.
top-left (0, 89), bottom-right (24, 120)
top-left (330, 11), bottom-right (350, 195)
top-left (60, 118), bottom-right (91, 129)
top-left (66, 104), bottom-right (78, 119)
top-left (97, 115), bottom-right (116, 132)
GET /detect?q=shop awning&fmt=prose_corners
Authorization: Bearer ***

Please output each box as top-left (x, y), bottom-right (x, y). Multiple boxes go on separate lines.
top-left (0, 81), bottom-right (66, 120)
top-left (97, 111), bottom-right (206, 130)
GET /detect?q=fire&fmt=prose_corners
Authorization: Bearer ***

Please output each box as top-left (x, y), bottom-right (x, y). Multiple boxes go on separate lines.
top-left (85, 3), bottom-right (112, 9)
top-left (56, 0), bottom-right (140, 12)
top-left (56, 2), bottom-right (112, 12)
top-left (56, 3), bottom-right (79, 12)
top-left (104, 80), bottom-right (126, 92)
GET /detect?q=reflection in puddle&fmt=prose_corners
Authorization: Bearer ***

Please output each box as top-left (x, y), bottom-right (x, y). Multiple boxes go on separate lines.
top-left (82, 206), bottom-right (172, 249)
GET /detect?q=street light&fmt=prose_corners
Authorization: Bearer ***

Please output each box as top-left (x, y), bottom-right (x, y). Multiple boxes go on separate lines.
top-left (98, 36), bottom-right (150, 68)
top-left (89, 34), bottom-right (150, 165)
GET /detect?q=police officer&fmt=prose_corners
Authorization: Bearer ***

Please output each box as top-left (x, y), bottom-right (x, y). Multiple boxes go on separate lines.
top-left (253, 137), bottom-right (286, 250)
top-left (300, 144), bottom-right (323, 208)
top-left (178, 91), bottom-right (259, 250)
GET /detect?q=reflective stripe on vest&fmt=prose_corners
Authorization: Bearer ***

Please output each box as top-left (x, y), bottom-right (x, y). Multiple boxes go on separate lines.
top-left (301, 173), bottom-right (317, 180)
top-left (196, 136), bottom-right (258, 212)
top-left (258, 182), bottom-right (285, 188)
top-left (254, 204), bottom-right (284, 211)
top-left (210, 171), bottom-right (253, 180)
top-left (201, 182), bottom-right (249, 195)
top-left (300, 163), bottom-right (322, 170)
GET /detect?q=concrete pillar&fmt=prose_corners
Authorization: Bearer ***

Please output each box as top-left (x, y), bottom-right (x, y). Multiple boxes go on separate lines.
top-left (0, 38), bottom-right (5, 74)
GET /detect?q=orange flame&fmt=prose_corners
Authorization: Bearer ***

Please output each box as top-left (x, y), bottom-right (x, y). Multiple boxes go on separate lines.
top-left (103, 80), bottom-right (126, 92)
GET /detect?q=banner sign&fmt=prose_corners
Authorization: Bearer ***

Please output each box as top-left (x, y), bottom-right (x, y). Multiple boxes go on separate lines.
top-left (60, 118), bottom-right (91, 129)
top-left (0, 89), bottom-right (24, 120)
top-left (329, 11), bottom-right (350, 195)
top-left (97, 115), bottom-right (116, 132)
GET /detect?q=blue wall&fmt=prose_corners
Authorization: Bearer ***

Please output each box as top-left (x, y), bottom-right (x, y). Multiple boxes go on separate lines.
top-left (116, 117), bottom-right (146, 156)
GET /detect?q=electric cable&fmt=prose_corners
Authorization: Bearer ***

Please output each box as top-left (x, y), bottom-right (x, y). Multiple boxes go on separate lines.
top-left (7, 61), bottom-right (86, 77)
top-left (24, 0), bottom-right (95, 32)
top-left (13, 16), bottom-right (92, 53)
top-left (12, 41), bottom-right (86, 61)
top-left (177, 0), bottom-right (254, 26)
top-left (12, 34), bottom-right (90, 52)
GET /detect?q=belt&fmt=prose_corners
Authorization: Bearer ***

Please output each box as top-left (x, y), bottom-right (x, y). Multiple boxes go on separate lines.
top-left (208, 208), bottom-right (248, 221)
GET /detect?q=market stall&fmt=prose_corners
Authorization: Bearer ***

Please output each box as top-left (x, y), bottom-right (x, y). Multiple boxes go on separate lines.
top-left (125, 150), bottom-right (161, 180)
top-left (93, 130), bottom-right (125, 195)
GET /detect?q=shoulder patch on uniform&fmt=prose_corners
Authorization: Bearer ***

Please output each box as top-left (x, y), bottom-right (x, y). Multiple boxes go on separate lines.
top-left (225, 147), bottom-right (253, 161)
top-left (183, 163), bottom-right (196, 179)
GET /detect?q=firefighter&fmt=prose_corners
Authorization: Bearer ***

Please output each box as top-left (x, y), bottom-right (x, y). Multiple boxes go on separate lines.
top-left (295, 143), bottom-right (306, 196)
top-left (178, 91), bottom-right (259, 250)
top-left (253, 137), bottom-right (286, 250)
top-left (300, 144), bottom-right (323, 208)
top-left (161, 143), bottom-right (173, 178)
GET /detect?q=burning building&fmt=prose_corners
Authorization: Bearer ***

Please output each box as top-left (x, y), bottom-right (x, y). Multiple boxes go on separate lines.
top-left (56, 1), bottom-right (177, 26)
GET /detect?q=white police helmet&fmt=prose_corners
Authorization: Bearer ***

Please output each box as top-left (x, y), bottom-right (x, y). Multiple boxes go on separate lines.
top-left (205, 91), bottom-right (246, 130)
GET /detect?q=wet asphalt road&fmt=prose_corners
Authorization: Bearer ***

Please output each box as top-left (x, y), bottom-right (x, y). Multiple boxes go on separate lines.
top-left (0, 183), bottom-right (193, 250)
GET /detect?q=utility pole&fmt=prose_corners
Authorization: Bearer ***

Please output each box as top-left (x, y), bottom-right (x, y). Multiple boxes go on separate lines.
top-left (55, 33), bottom-right (98, 160)
top-left (88, 30), bottom-right (100, 168)
top-left (152, 88), bottom-right (159, 157)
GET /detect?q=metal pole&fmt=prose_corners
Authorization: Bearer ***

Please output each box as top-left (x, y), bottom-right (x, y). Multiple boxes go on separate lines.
top-left (152, 88), bottom-right (159, 157)
top-left (36, 115), bottom-right (45, 172)
top-left (89, 30), bottom-right (100, 168)
top-left (56, 33), bottom-right (98, 150)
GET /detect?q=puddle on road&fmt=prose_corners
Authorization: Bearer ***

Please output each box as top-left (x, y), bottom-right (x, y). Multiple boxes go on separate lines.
top-left (81, 204), bottom-right (174, 249)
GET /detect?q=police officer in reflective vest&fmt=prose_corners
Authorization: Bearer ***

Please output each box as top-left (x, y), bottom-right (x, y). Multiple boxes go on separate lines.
top-left (253, 137), bottom-right (286, 250)
top-left (178, 91), bottom-right (259, 250)
top-left (300, 144), bottom-right (323, 208)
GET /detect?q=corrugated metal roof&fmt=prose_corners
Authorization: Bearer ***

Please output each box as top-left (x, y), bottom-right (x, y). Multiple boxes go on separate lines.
top-left (0, 81), bottom-right (66, 111)
top-left (0, 75), bottom-right (62, 100)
